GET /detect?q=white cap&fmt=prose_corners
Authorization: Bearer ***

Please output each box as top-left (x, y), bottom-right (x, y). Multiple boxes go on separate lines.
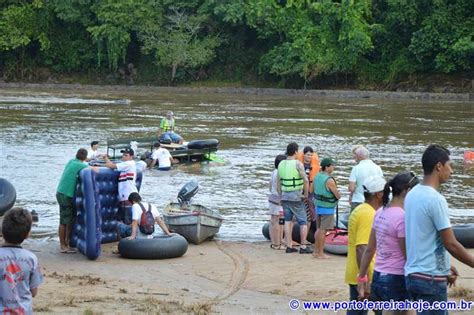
top-left (363, 176), bottom-right (386, 193)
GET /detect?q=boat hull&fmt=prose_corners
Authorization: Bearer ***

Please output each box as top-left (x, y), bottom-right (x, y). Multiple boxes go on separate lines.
top-left (163, 203), bottom-right (223, 244)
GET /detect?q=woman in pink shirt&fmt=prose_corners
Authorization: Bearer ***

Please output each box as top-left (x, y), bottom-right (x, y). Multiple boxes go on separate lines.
top-left (357, 171), bottom-right (419, 310)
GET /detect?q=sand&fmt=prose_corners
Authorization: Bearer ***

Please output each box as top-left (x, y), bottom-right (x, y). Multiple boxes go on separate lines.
top-left (6, 238), bottom-right (468, 314)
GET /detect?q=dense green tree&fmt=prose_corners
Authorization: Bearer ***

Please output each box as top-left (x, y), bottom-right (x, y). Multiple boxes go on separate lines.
top-left (0, 0), bottom-right (471, 86)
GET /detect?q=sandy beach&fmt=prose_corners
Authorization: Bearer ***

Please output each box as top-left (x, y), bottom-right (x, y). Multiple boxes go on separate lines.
top-left (9, 238), bottom-right (472, 314)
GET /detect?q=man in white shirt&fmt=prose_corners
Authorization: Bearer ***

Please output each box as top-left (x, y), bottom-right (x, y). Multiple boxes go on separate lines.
top-left (116, 192), bottom-right (171, 239)
top-left (104, 147), bottom-right (137, 223)
top-left (86, 141), bottom-right (102, 161)
top-left (149, 142), bottom-right (174, 171)
top-left (348, 146), bottom-right (383, 211)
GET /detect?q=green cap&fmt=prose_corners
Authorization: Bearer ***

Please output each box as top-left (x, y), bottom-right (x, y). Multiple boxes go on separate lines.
top-left (321, 158), bottom-right (336, 168)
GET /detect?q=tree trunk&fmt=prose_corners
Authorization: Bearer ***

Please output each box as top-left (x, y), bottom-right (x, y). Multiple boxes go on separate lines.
top-left (171, 62), bottom-right (177, 81)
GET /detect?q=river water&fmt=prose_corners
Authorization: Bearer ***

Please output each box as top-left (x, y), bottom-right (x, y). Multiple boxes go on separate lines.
top-left (0, 88), bottom-right (473, 241)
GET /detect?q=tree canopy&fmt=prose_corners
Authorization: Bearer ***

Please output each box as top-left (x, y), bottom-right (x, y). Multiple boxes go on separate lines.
top-left (0, 0), bottom-right (472, 87)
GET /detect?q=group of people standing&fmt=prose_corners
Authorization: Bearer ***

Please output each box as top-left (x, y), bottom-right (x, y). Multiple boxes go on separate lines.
top-left (268, 142), bottom-right (342, 257)
top-left (268, 143), bottom-right (474, 314)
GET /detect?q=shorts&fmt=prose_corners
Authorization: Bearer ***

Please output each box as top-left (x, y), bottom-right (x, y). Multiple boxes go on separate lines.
top-left (160, 132), bottom-right (183, 144)
top-left (304, 194), bottom-right (315, 222)
top-left (317, 214), bottom-right (334, 230)
top-left (267, 201), bottom-right (283, 216)
top-left (281, 200), bottom-right (307, 225)
top-left (117, 222), bottom-right (132, 238)
top-left (56, 192), bottom-right (76, 225)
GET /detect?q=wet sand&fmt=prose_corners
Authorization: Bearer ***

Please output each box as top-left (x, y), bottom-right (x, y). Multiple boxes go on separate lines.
top-left (16, 239), bottom-right (474, 314)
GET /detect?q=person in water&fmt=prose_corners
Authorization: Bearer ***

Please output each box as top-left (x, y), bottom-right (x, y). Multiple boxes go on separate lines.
top-left (268, 154), bottom-right (286, 250)
top-left (348, 146), bottom-right (383, 211)
top-left (277, 142), bottom-right (312, 254)
top-left (345, 176), bottom-right (386, 315)
top-left (149, 142), bottom-right (174, 171)
top-left (86, 140), bottom-right (104, 162)
top-left (158, 111), bottom-right (184, 144)
top-left (404, 144), bottom-right (474, 312)
top-left (313, 158), bottom-right (340, 259)
top-left (357, 171), bottom-right (419, 314)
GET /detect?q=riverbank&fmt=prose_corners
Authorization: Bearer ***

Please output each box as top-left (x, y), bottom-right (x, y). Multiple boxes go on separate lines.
top-left (19, 238), bottom-right (474, 314)
top-left (1, 82), bottom-right (472, 102)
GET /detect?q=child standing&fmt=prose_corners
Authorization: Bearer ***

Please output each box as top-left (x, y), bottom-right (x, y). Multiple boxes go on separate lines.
top-left (0, 207), bottom-right (43, 314)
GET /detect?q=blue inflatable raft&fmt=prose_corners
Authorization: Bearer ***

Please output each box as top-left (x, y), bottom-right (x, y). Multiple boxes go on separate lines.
top-left (70, 168), bottom-right (142, 260)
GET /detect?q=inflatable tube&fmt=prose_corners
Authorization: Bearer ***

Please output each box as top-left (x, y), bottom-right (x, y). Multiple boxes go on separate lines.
top-left (262, 222), bottom-right (317, 244)
top-left (453, 224), bottom-right (474, 248)
top-left (71, 167), bottom-right (143, 260)
top-left (324, 228), bottom-right (348, 255)
top-left (339, 213), bottom-right (350, 228)
top-left (118, 234), bottom-right (188, 259)
top-left (0, 178), bottom-right (16, 216)
top-left (187, 139), bottom-right (220, 150)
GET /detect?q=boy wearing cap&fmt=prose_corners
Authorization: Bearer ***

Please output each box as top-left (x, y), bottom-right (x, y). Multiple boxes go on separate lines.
top-left (313, 158), bottom-right (341, 259)
top-left (104, 148), bottom-right (138, 223)
top-left (345, 176), bottom-right (385, 315)
top-left (159, 111), bottom-right (184, 144)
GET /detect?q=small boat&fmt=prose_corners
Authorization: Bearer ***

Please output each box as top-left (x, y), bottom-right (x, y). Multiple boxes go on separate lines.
top-left (324, 228), bottom-right (348, 255)
top-left (163, 203), bottom-right (223, 244)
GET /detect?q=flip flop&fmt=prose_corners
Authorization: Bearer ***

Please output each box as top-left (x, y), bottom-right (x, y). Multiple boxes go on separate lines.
top-left (270, 244), bottom-right (280, 250)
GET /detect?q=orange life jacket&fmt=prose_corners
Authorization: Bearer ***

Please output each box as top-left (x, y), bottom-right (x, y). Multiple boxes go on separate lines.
top-left (296, 151), bottom-right (320, 185)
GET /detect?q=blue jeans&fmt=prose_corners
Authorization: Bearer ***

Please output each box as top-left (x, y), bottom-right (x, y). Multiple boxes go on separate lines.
top-left (160, 132), bottom-right (182, 143)
top-left (371, 271), bottom-right (408, 302)
top-left (348, 285), bottom-right (368, 315)
top-left (117, 222), bottom-right (132, 238)
top-left (406, 274), bottom-right (448, 315)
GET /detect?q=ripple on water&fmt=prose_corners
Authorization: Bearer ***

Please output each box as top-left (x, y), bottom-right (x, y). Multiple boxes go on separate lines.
top-left (1, 91), bottom-right (472, 241)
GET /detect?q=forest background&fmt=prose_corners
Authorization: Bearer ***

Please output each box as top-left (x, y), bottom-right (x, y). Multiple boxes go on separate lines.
top-left (1, 0), bottom-right (472, 91)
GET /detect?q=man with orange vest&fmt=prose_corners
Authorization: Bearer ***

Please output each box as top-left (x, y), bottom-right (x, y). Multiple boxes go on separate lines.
top-left (296, 146), bottom-right (320, 224)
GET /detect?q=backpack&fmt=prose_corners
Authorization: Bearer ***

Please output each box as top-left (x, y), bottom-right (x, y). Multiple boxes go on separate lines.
top-left (138, 202), bottom-right (155, 235)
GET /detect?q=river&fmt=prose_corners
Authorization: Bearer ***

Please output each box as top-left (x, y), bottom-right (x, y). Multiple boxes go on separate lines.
top-left (0, 88), bottom-right (473, 241)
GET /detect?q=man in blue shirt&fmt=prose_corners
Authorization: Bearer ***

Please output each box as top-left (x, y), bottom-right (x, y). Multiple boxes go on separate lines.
top-left (405, 144), bottom-right (474, 314)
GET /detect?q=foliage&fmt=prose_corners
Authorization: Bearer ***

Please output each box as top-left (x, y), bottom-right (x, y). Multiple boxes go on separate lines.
top-left (140, 7), bottom-right (221, 81)
top-left (0, 0), bottom-right (472, 86)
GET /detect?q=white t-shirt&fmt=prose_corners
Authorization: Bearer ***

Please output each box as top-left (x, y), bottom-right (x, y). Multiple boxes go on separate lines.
top-left (151, 147), bottom-right (172, 168)
top-left (87, 148), bottom-right (99, 160)
top-left (136, 160), bottom-right (147, 172)
top-left (131, 202), bottom-right (162, 238)
top-left (116, 160), bottom-right (137, 201)
top-left (349, 159), bottom-right (383, 203)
